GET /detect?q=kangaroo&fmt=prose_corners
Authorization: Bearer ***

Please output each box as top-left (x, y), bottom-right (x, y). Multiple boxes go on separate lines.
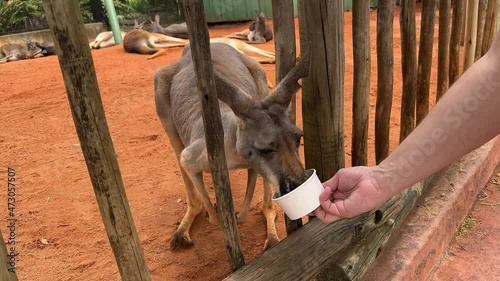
top-left (149, 14), bottom-right (189, 39)
top-left (90, 20), bottom-right (146, 50)
top-left (154, 43), bottom-right (310, 250)
top-left (0, 39), bottom-right (42, 63)
top-left (226, 11), bottom-right (273, 44)
top-left (35, 41), bottom-right (57, 56)
top-left (122, 28), bottom-right (188, 59)
top-left (89, 30), bottom-right (127, 49)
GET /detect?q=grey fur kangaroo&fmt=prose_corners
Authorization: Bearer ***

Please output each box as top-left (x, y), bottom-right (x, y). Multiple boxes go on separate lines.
top-left (149, 14), bottom-right (189, 39)
top-left (226, 11), bottom-right (273, 44)
top-left (154, 43), bottom-right (310, 250)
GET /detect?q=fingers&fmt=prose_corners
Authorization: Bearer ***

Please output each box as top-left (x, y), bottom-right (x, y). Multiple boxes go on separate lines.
top-left (313, 186), bottom-right (346, 223)
top-left (313, 206), bottom-right (343, 223)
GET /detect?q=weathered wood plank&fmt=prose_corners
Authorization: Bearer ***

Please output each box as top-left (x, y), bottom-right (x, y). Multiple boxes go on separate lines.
top-left (271, 0), bottom-right (303, 234)
top-left (352, 0), bottom-right (371, 167)
top-left (0, 230), bottom-right (18, 281)
top-left (475, 0), bottom-right (488, 60)
top-left (224, 179), bottom-right (427, 281)
top-left (481, 0), bottom-right (497, 55)
top-left (416, 0), bottom-right (436, 125)
top-left (399, 0), bottom-right (417, 142)
top-left (436, 0), bottom-right (451, 102)
top-left (41, 1), bottom-right (150, 280)
top-left (463, 0), bottom-right (479, 72)
top-left (449, 0), bottom-right (465, 86)
top-left (375, 0), bottom-right (395, 164)
top-left (301, 0), bottom-right (345, 182)
top-left (182, 0), bottom-right (245, 271)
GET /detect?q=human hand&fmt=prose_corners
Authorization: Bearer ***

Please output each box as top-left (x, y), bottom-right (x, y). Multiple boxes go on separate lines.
top-left (313, 166), bottom-right (392, 223)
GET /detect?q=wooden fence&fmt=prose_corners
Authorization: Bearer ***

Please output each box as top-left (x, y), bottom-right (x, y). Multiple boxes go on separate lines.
top-left (225, 0), bottom-right (500, 280)
top-left (16, 0), bottom-right (498, 281)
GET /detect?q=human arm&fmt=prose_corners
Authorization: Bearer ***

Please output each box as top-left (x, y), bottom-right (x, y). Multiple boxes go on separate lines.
top-left (314, 33), bottom-right (500, 223)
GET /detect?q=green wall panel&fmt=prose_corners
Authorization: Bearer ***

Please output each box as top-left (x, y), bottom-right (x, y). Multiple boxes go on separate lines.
top-left (203, 0), bottom-right (383, 23)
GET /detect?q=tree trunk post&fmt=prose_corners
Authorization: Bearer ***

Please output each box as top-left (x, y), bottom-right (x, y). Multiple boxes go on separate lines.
top-left (182, 0), bottom-right (245, 272)
top-left (399, 0), bottom-right (417, 143)
top-left (271, 0), bottom-right (303, 234)
top-left (300, 0), bottom-right (345, 182)
top-left (462, 0), bottom-right (479, 72)
top-left (416, 0), bottom-right (436, 125)
top-left (436, 0), bottom-right (451, 102)
top-left (0, 230), bottom-right (18, 281)
top-left (352, 0), bottom-right (371, 167)
top-left (449, 0), bottom-right (465, 86)
top-left (41, 1), bottom-right (151, 280)
top-left (375, 0), bottom-right (395, 164)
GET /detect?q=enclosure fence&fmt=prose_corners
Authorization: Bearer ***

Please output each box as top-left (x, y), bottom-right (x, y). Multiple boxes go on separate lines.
top-left (5, 0), bottom-right (497, 280)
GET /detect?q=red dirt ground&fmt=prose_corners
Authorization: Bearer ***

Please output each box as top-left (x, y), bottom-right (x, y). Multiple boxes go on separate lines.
top-left (430, 164), bottom-right (500, 281)
top-left (0, 7), bottom-right (441, 281)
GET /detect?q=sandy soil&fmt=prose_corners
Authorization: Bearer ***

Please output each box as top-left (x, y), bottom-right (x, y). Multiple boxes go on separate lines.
top-left (0, 6), bottom-right (441, 281)
top-left (430, 164), bottom-right (500, 281)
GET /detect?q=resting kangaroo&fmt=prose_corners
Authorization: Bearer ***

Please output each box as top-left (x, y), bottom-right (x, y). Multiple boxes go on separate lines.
top-left (0, 39), bottom-right (42, 63)
top-left (154, 43), bottom-right (310, 250)
top-left (123, 29), bottom-right (188, 59)
top-left (226, 11), bottom-right (273, 44)
top-left (148, 14), bottom-right (189, 39)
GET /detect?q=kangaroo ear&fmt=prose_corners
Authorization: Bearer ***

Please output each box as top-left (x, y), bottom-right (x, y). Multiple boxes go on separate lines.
top-left (259, 12), bottom-right (265, 19)
top-left (213, 70), bottom-right (257, 119)
top-left (263, 48), bottom-right (311, 108)
top-left (155, 14), bottom-right (160, 23)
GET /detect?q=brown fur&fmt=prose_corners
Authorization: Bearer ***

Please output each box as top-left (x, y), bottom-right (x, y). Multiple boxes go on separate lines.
top-left (122, 29), bottom-right (188, 60)
top-left (0, 40), bottom-right (42, 63)
top-left (154, 43), bottom-right (310, 250)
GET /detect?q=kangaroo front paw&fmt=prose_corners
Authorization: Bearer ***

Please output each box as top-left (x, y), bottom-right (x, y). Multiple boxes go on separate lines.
top-left (169, 231), bottom-right (193, 250)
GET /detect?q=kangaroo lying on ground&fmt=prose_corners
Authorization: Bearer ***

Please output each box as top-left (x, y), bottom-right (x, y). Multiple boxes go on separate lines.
top-left (89, 30), bottom-right (127, 49)
top-left (90, 20), bottom-right (145, 49)
top-left (35, 41), bottom-right (57, 56)
top-left (154, 43), bottom-right (310, 250)
top-left (0, 39), bottom-right (42, 63)
top-left (148, 14), bottom-right (189, 39)
top-left (226, 12), bottom-right (273, 44)
top-left (122, 28), bottom-right (188, 59)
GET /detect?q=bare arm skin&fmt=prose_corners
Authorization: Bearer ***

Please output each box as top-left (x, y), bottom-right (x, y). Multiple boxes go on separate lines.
top-left (314, 32), bottom-right (500, 223)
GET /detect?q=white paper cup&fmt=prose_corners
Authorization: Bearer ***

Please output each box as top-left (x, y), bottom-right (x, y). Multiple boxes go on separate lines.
top-left (272, 169), bottom-right (324, 220)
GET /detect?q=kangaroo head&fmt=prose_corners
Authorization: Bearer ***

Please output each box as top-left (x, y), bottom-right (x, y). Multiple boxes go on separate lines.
top-left (249, 11), bottom-right (267, 33)
top-left (23, 38), bottom-right (42, 58)
top-left (214, 50), bottom-right (311, 194)
top-left (133, 19), bottom-right (145, 29)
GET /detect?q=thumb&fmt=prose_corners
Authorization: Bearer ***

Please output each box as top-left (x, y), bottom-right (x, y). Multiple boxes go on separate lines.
top-left (319, 186), bottom-right (333, 202)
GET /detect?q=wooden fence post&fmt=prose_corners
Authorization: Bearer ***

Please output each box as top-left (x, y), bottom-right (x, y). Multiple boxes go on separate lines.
top-left (271, 0), bottom-right (303, 234)
top-left (182, 0), bottom-right (245, 272)
top-left (416, 0), bottom-right (436, 125)
top-left (399, 0), bottom-right (417, 142)
top-left (449, 0), bottom-right (465, 86)
top-left (300, 0), bottom-right (345, 182)
top-left (436, 0), bottom-right (451, 102)
top-left (481, 0), bottom-right (498, 55)
top-left (352, 0), bottom-right (371, 167)
top-left (41, 1), bottom-right (151, 280)
top-left (475, 0), bottom-right (488, 61)
top-left (463, 0), bottom-right (479, 72)
top-left (0, 230), bottom-right (18, 281)
top-left (375, 0), bottom-right (395, 164)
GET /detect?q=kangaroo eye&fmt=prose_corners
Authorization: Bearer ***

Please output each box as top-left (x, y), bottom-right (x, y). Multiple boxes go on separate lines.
top-left (296, 136), bottom-right (302, 148)
top-left (257, 149), bottom-right (275, 156)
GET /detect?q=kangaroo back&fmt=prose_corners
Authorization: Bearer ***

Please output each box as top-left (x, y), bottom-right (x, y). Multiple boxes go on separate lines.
top-left (123, 29), bottom-right (156, 54)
